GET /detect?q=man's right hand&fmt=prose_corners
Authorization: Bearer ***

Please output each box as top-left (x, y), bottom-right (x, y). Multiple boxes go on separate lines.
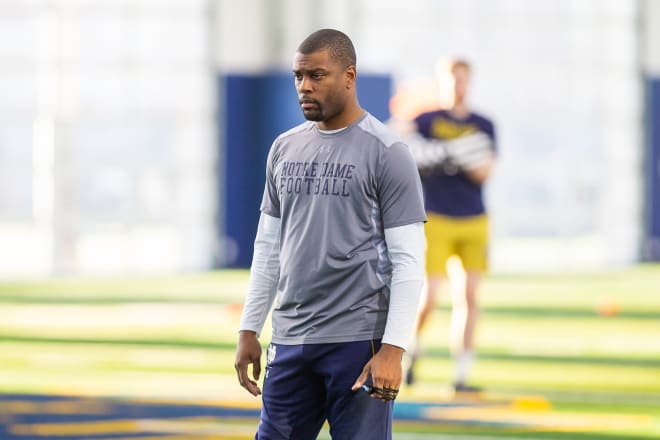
top-left (234, 330), bottom-right (263, 396)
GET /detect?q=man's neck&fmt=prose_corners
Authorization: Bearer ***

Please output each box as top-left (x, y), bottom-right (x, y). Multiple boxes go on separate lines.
top-left (317, 103), bottom-right (364, 131)
top-left (449, 102), bottom-right (470, 119)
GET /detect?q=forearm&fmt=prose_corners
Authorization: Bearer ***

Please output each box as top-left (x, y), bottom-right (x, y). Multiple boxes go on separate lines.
top-left (464, 153), bottom-right (495, 184)
top-left (388, 118), bottom-right (449, 170)
top-left (407, 133), bottom-right (450, 171)
top-left (238, 213), bottom-right (281, 336)
top-left (382, 222), bottom-right (426, 351)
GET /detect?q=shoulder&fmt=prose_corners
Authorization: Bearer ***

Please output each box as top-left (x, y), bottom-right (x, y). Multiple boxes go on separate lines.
top-left (413, 110), bottom-right (450, 134)
top-left (467, 111), bottom-right (496, 143)
top-left (356, 113), bottom-right (404, 149)
top-left (414, 109), bottom-right (448, 123)
top-left (266, 121), bottom-right (314, 164)
top-left (269, 121), bottom-right (315, 160)
top-left (275, 120), bottom-right (316, 143)
top-left (355, 116), bottom-right (417, 177)
top-left (469, 111), bottom-right (495, 128)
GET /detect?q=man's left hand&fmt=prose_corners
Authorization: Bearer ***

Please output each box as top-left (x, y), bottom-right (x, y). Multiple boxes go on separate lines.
top-left (351, 343), bottom-right (404, 401)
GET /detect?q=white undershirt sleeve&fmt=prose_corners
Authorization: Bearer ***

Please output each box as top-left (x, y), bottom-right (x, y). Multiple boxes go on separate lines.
top-left (382, 222), bottom-right (426, 351)
top-left (238, 213), bottom-right (281, 336)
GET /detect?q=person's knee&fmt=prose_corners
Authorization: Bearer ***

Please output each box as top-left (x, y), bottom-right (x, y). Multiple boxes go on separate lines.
top-left (465, 291), bottom-right (478, 310)
top-left (329, 395), bottom-right (392, 440)
top-left (421, 295), bottom-right (436, 314)
top-left (464, 273), bottom-right (481, 308)
top-left (421, 280), bottom-right (441, 312)
top-left (255, 420), bottom-right (291, 440)
top-left (257, 415), bottom-right (324, 440)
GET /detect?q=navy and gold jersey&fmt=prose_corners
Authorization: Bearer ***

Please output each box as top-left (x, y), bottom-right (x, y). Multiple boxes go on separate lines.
top-left (414, 109), bottom-right (496, 217)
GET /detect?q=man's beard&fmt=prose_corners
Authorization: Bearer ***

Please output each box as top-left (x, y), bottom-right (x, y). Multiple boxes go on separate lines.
top-left (302, 107), bottom-right (323, 121)
top-left (301, 99), bottom-right (344, 123)
top-left (301, 100), bottom-right (323, 121)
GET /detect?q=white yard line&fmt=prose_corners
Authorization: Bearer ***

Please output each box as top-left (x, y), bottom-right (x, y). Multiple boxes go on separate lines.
top-left (393, 434), bottom-right (546, 440)
top-left (317, 431), bottom-right (545, 440)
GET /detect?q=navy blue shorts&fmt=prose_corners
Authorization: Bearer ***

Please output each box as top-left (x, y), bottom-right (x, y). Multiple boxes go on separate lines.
top-left (256, 339), bottom-right (393, 440)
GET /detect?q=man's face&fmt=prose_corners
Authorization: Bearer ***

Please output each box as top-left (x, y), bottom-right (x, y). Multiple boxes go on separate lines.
top-left (452, 65), bottom-right (470, 104)
top-left (292, 49), bottom-right (351, 122)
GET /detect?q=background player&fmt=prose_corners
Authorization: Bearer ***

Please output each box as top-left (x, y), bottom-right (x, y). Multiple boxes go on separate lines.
top-left (234, 29), bottom-right (426, 439)
top-left (405, 59), bottom-right (497, 393)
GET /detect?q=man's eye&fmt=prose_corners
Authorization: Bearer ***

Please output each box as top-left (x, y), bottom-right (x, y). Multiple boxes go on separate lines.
top-left (313, 73), bottom-right (323, 79)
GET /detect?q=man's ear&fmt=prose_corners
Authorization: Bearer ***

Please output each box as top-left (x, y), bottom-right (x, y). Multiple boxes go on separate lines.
top-left (345, 65), bottom-right (357, 89)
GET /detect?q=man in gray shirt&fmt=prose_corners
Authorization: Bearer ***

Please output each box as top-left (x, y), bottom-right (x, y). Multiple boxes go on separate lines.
top-left (234, 29), bottom-right (426, 439)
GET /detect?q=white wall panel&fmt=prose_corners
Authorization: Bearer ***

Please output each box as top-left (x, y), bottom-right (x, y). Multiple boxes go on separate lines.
top-left (0, 0), bottom-right (216, 276)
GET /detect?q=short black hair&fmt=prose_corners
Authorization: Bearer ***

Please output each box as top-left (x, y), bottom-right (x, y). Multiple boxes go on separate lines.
top-left (297, 29), bottom-right (356, 68)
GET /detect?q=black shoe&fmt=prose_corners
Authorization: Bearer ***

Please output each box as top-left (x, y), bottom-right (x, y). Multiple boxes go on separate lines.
top-left (453, 382), bottom-right (482, 393)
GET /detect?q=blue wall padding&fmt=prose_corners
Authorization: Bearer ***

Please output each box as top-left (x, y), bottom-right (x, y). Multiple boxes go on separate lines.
top-left (646, 78), bottom-right (660, 261)
top-left (220, 72), bottom-right (392, 267)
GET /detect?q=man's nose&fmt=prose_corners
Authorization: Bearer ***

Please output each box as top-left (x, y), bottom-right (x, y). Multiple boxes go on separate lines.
top-left (298, 76), bottom-right (313, 92)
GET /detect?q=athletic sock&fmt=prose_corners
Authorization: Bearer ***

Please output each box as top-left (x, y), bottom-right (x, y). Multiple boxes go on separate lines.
top-left (454, 350), bottom-right (475, 385)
